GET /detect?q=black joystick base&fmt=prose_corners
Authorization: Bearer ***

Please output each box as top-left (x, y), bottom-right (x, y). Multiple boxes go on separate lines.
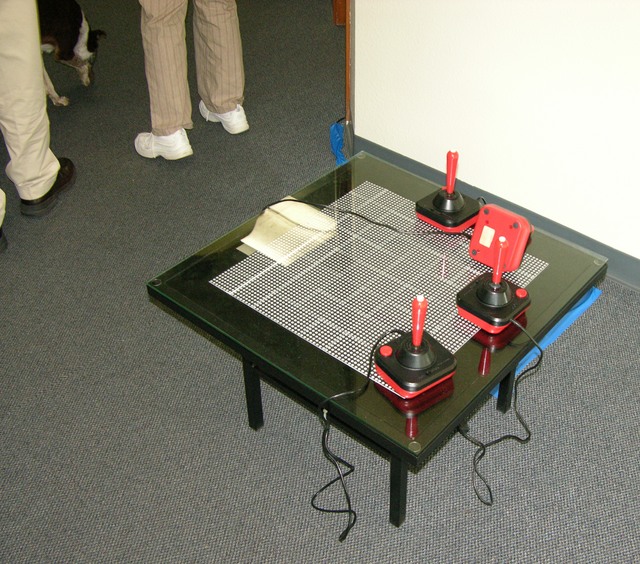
top-left (375, 332), bottom-right (457, 399)
top-left (416, 190), bottom-right (480, 233)
top-left (456, 272), bottom-right (531, 334)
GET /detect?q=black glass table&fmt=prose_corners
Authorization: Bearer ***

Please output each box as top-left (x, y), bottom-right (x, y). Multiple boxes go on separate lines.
top-left (147, 152), bottom-right (607, 527)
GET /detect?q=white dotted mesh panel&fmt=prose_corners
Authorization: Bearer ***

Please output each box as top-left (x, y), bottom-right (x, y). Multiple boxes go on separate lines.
top-left (212, 183), bottom-right (548, 395)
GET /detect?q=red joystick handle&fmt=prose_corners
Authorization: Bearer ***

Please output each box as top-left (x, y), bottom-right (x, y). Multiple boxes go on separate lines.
top-left (412, 295), bottom-right (428, 347)
top-left (444, 151), bottom-right (458, 194)
top-left (492, 236), bottom-right (508, 285)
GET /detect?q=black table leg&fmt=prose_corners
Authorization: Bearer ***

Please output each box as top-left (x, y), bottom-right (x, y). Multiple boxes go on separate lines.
top-left (390, 456), bottom-right (408, 527)
top-left (496, 369), bottom-right (515, 413)
top-left (243, 359), bottom-right (264, 430)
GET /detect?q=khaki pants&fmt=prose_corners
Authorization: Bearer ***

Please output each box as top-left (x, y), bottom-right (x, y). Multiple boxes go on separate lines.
top-left (0, 0), bottom-right (59, 226)
top-left (139, 0), bottom-right (245, 136)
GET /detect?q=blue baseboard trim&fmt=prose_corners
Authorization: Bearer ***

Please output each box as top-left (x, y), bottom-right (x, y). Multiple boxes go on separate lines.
top-left (353, 137), bottom-right (640, 291)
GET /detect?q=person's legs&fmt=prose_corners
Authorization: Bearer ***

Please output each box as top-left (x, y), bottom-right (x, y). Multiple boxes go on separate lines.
top-left (0, 0), bottom-right (59, 201)
top-left (139, 0), bottom-right (192, 136)
top-left (193, 0), bottom-right (245, 114)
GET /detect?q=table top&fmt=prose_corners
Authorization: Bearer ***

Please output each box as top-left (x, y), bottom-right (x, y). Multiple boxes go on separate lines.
top-left (147, 152), bottom-right (607, 465)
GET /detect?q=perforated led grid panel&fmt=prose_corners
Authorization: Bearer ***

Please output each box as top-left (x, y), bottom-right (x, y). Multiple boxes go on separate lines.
top-left (211, 182), bottom-right (548, 395)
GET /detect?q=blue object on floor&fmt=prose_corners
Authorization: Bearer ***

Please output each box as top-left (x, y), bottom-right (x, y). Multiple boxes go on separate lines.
top-left (330, 120), bottom-right (348, 165)
top-left (490, 286), bottom-right (602, 397)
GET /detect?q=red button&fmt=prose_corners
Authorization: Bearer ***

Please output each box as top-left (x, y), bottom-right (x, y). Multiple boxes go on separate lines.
top-left (516, 288), bottom-right (528, 299)
top-left (380, 345), bottom-right (393, 357)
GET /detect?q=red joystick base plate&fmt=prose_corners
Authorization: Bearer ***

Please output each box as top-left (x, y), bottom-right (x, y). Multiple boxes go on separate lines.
top-left (415, 191), bottom-right (480, 233)
top-left (374, 378), bottom-right (454, 414)
top-left (374, 332), bottom-right (457, 399)
top-left (456, 273), bottom-right (531, 334)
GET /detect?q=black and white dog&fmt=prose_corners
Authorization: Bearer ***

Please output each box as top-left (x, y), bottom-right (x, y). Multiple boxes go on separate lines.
top-left (37, 0), bottom-right (105, 106)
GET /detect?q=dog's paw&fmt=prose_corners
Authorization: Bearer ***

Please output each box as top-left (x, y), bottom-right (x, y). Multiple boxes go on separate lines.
top-left (51, 96), bottom-right (70, 107)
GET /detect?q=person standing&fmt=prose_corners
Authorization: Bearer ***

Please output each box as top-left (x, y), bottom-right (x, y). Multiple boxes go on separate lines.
top-left (0, 0), bottom-right (76, 251)
top-left (135, 0), bottom-right (249, 160)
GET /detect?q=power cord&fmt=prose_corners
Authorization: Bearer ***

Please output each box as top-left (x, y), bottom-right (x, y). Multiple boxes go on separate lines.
top-left (262, 194), bottom-right (499, 523)
top-left (312, 329), bottom-right (404, 541)
top-left (457, 316), bottom-right (544, 505)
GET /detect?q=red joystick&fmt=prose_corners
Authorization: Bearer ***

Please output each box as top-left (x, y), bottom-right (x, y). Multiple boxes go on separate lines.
top-left (415, 149), bottom-right (480, 232)
top-left (412, 295), bottom-right (428, 347)
top-left (491, 236), bottom-right (508, 285)
top-left (394, 295), bottom-right (436, 371)
top-left (444, 151), bottom-right (458, 195)
top-left (374, 295), bottom-right (457, 399)
top-left (431, 151), bottom-right (465, 214)
top-left (456, 209), bottom-right (532, 334)
top-left (475, 236), bottom-right (513, 308)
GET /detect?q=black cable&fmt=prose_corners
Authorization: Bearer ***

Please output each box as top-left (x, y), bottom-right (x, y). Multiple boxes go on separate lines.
top-left (458, 316), bottom-right (544, 505)
top-left (261, 195), bottom-right (497, 518)
top-left (312, 329), bottom-right (404, 542)
top-left (261, 198), bottom-right (472, 240)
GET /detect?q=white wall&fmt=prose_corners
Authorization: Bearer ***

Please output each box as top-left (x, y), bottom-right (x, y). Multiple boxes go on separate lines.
top-left (353, 0), bottom-right (640, 260)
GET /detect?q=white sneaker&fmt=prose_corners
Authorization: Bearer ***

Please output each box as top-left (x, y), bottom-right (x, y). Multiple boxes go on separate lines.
top-left (134, 128), bottom-right (193, 160)
top-left (199, 101), bottom-right (249, 134)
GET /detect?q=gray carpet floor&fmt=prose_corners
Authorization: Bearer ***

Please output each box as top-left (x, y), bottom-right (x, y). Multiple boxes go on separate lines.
top-left (1, 1), bottom-right (639, 561)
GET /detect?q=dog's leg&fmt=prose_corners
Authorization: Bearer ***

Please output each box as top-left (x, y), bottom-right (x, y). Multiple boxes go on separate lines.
top-left (43, 67), bottom-right (69, 106)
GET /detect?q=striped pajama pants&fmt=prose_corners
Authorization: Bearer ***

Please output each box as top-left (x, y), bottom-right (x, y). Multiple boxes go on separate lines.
top-left (139, 0), bottom-right (245, 136)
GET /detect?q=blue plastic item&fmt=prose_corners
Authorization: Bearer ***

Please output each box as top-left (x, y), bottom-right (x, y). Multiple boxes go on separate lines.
top-left (491, 286), bottom-right (602, 397)
top-left (330, 121), bottom-right (348, 165)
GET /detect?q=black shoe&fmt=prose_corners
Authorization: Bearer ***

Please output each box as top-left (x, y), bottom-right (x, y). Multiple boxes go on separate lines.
top-left (20, 158), bottom-right (76, 217)
top-left (0, 228), bottom-right (7, 252)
